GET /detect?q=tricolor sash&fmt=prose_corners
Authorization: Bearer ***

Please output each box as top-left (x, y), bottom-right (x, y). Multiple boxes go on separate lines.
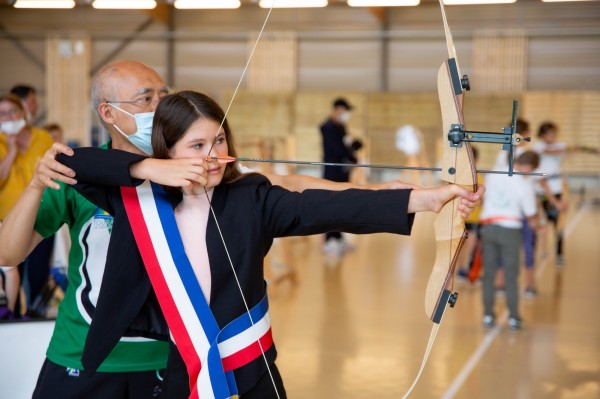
top-left (121, 180), bottom-right (274, 399)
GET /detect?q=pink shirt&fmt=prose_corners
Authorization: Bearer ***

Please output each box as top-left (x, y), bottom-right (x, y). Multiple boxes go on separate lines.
top-left (174, 191), bottom-right (213, 303)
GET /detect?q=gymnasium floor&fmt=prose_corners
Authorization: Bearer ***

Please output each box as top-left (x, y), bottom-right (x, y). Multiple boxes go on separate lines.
top-left (268, 195), bottom-right (600, 399)
top-left (1, 194), bottom-right (598, 399)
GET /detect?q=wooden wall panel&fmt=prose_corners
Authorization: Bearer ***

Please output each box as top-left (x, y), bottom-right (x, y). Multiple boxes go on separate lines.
top-left (472, 33), bottom-right (527, 93)
top-left (46, 36), bottom-right (91, 147)
top-left (247, 33), bottom-right (297, 92)
top-left (298, 41), bottom-right (381, 91)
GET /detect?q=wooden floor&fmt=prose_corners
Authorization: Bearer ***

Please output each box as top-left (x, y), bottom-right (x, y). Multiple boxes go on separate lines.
top-left (1, 194), bottom-right (598, 399)
top-left (267, 196), bottom-right (600, 399)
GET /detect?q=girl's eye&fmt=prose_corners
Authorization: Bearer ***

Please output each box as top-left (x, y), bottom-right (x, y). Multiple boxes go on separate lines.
top-left (216, 136), bottom-right (226, 144)
top-left (192, 143), bottom-right (203, 149)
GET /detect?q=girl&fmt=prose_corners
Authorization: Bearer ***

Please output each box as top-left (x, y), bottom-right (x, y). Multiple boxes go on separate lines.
top-left (56, 91), bottom-right (481, 399)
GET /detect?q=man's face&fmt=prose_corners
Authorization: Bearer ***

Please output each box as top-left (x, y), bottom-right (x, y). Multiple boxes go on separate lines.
top-left (333, 105), bottom-right (350, 123)
top-left (104, 65), bottom-right (169, 136)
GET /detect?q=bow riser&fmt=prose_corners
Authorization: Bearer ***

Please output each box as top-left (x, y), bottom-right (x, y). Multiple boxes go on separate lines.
top-left (424, 59), bottom-right (477, 322)
top-left (438, 60), bottom-right (477, 187)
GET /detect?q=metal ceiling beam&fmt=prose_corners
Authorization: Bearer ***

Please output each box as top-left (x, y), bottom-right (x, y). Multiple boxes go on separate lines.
top-left (90, 17), bottom-right (155, 76)
top-left (0, 22), bottom-right (45, 73)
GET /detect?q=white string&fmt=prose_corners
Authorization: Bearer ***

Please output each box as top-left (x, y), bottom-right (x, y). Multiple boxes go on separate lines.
top-left (206, 195), bottom-right (281, 399)
top-left (204, 1), bottom-right (282, 398)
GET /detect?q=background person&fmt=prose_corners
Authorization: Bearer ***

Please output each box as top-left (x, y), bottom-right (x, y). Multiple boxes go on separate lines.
top-left (0, 93), bottom-right (54, 318)
top-left (320, 97), bottom-right (363, 256)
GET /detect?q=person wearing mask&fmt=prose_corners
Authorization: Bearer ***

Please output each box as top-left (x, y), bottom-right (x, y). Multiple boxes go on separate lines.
top-left (0, 61), bottom-right (170, 398)
top-left (0, 93), bottom-right (54, 318)
top-left (319, 97), bottom-right (363, 256)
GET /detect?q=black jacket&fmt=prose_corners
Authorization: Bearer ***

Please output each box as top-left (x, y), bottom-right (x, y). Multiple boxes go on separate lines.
top-left (320, 118), bottom-right (357, 182)
top-left (57, 147), bottom-right (415, 394)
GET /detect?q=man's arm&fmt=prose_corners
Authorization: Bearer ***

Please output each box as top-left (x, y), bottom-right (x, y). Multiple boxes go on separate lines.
top-left (0, 143), bottom-right (76, 266)
top-left (0, 184), bottom-right (45, 266)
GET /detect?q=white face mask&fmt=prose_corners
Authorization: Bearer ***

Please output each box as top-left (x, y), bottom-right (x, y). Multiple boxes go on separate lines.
top-left (339, 111), bottom-right (351, 124)
top-left (108, 103), bottom-right (154, 155)
top-left (1, 118), bottom-right (26, 135)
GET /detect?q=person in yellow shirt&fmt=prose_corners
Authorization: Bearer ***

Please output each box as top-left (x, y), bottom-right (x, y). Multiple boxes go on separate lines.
top-left (0, 93), bottom-right (54, 318)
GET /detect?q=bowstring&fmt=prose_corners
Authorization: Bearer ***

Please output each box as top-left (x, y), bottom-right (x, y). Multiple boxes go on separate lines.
top-left (203, 1), bottom-right (282, 398)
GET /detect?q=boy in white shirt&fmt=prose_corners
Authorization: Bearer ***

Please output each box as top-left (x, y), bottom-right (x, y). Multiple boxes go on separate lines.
top-left (532, 122), bottom-right (568, 265)
top-left (480, 151), bottom-right (540, 330)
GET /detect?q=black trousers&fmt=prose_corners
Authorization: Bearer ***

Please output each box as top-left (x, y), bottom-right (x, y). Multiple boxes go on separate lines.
top-left (33, 358), bottom-right (164, 399)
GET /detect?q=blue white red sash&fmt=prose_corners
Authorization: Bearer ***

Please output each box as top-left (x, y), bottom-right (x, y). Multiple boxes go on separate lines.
top-left (121, 180), bottom-right (274, 399)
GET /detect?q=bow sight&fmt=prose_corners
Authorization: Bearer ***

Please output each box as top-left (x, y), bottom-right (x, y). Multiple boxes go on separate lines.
top-left (447, 100), bottom-right (528, 177)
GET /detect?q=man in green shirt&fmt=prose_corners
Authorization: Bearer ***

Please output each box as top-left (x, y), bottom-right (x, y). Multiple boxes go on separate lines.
top-left (0, 60), bottom-right (169, 398)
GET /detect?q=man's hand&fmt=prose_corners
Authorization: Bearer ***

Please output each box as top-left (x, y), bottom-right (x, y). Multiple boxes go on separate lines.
top-left (31, 143), bottom-right (76, 191)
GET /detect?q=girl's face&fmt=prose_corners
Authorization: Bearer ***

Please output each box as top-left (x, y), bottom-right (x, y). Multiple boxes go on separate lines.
top-left (169, 117), bottom-right (228, 189)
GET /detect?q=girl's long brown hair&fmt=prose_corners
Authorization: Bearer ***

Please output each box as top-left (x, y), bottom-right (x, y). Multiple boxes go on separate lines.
top-left (151, 90), bottom-right (242, 183)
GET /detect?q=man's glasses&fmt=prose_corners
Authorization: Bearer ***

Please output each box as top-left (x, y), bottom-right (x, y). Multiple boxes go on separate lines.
top-left (0, 109), bottom-right (22, 118)
top-left (106, 97), bottom-right (154, 108)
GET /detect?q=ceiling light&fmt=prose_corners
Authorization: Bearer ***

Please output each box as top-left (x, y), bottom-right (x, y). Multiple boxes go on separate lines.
top-left (174, 0), bottom-right (241, 8)
top-left (13, 0), bottom-right (75, 8)
top-left (442, 0), bottom-right (515, 4)
top-left (348, 0), bottom-right (420, 6)
top-left (259, 0), bottom-right (328, 8)
top-left (92, 0), bottom-right (157, 9)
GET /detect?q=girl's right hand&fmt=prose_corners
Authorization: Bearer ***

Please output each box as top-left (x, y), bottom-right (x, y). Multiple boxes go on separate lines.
top-left (132, 158), bottom-right (209, 189)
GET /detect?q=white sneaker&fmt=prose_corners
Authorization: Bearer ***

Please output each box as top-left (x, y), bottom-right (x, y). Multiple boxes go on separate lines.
top-left (482, 315), bottom-right (495, 329)
top-left (322, 239), bottom-right (343, 257)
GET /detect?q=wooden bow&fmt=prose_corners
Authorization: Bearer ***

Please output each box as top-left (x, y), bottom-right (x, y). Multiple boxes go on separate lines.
top-left (425, 3), bottom-right (475, 326)
top-left (400, 2), bottom-right (477, 397)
